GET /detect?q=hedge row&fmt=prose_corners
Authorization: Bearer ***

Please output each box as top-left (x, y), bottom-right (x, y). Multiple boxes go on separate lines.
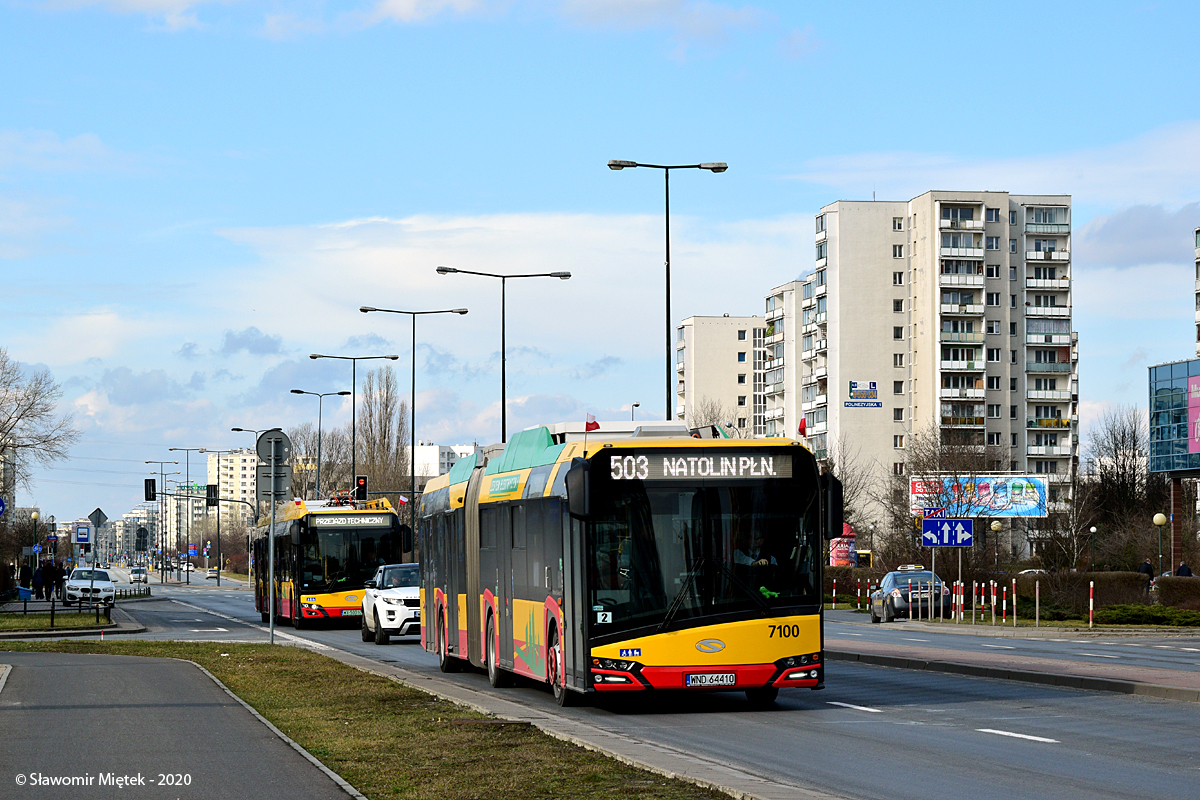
top-left (1094, 604), bottom-right (1200, 626)
top-left (1155, 576), bottom-right (1200, 609)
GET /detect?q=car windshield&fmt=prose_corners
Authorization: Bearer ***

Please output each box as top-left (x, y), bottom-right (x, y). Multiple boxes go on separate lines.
top-left (380, 565), bottom-right (419, 588)
top-left (71, 570), bottom-right (109, 581)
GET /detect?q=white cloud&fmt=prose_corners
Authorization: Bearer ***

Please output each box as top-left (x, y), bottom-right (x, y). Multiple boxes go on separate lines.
top-left (0, 129), bottom-right (126, 174)
top-left (557, 0), bottom-right (767, 41)
top-left (1074, 202), bottom-right (1200, 269)
top-left (367, 0), bottom-right (482, 23)
top-left (792, 121), bottom-right (1200, 208)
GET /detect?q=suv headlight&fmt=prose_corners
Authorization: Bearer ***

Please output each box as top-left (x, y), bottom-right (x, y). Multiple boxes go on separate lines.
top-left (381, 596), bottom-right (403, 605)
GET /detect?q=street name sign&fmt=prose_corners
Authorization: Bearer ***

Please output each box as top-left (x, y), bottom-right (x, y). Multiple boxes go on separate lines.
top-left (921, 518), bottom-right (974, 547)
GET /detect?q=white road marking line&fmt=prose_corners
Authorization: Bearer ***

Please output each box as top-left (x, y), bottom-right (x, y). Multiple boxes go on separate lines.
top-left (982, 644), bottom-right (1015, 649)
top-left (170, 599), bottom-right (331, 650)
top-left (1181, 647), bottom-right (1200, 652)
top-left (1152, 645), bottom-right (1173, 649)
top-left (976, 728), bottom-right (1058, 743)
top-left (1076, 653), bottom-right (1118, 659)
top-left (189, 628), bottom-right (229, 632)
top-left (843, 633), bottom-right (863, 636)
top-left (827, 701), bottom-right (883, 713)
top-left (902, 638), bottom-right (929, 642)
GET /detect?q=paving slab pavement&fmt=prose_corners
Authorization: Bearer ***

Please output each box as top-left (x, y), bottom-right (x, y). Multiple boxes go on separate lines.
top-left (0, 651), bottom-right (353, 800)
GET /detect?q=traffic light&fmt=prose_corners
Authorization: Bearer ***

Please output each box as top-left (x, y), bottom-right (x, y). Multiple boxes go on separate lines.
top-left (144, 478), bottom-right (157, 502)
top-left (206, 483), bottom-right (218, 508)
top-left (354, 475), bottom-right (368, 501)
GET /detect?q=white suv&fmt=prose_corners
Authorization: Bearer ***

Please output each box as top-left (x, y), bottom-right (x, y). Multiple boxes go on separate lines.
top-left (360, 563), bottom-right (420, 645)
top-left (130, 566), bottom-right (148, 583)
top-left (65, 568), bottom-right (117, 606)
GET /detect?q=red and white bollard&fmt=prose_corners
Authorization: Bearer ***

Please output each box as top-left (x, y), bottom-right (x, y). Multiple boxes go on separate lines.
top-left (1089, 580), bottom-right (1094, 629)
top-left (1012, 578), bottom-right (1017, 627)
top-left (908, 579), bottom-right (913, 621)
top-left (857, 578), bottom-right (862, 610)
top-left (832, 579), bottom-right (837, 610)
top-left (1002, 586), bottom-right (1007, 624)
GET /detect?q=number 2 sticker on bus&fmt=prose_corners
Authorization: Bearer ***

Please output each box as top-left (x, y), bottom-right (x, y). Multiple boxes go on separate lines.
top-left (596, 611), bottom-right (612, 624)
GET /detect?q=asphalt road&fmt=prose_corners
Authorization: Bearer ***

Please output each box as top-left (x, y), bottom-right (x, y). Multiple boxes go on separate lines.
top-left (96, 582), bottom-right (1200, 800)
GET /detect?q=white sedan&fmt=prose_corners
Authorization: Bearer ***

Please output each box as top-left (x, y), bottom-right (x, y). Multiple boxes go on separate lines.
top-left (65, 568), bottom-right (117, 606)
top-left (360, 563), bottom-right (420, 645)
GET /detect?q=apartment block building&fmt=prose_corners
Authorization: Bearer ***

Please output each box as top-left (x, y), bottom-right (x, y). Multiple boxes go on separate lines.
top-left (206, 448), bottom-right (259, 527)
top-left (766, 191), bottom-right (1079, 524)
top-left (414, 443), bottom-right (481, 484)
top-left (675, 314), bottom-right (767, 436)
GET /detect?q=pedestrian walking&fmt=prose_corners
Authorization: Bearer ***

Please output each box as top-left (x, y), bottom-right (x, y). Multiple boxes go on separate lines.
top-left (1177, 562), bottom-right (1194, 577)
top-left (55, 561), bottom-right (66, 599)
top-left (32, 564), bottom-right (44, 600)
top-left (18, 563), bottom-right (31, 589)
top-left (1137, 558), bottom-right (1154, 592)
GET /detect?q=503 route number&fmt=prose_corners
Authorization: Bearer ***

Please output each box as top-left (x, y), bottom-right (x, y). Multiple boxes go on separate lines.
top-left (768, 624), bottom-right (803, 638)
top-left (611, 455), bottom-right (649, 481)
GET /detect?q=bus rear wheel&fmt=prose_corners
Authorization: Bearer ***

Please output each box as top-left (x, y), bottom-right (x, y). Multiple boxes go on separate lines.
top-left (437, 610), bottom-right (460, 673)
top-left (487, 614), bottom-right (510, 688)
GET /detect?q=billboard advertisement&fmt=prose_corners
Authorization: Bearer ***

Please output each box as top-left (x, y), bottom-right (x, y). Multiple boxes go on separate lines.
top-left (844, 380), bottom-right (882, 408)
top-left (909, 475), bottom-right (1048, 518)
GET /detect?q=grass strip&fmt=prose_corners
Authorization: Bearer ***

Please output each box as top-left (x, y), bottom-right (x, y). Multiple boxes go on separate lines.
top-left (0, 613), bottom-right (114, 631)
top-left (1, 641), bottom-right (727, 800)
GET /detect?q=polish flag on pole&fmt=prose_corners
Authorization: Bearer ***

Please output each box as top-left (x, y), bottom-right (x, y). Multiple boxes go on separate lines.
top-left (395, 496), bottom-right (409, 505)
top-left (798, 418), bottom-right (807, 437)
top-left (585, 413), bottom-right (600, 432)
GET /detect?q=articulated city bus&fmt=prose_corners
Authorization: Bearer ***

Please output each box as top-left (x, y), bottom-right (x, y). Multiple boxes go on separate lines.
top-left (251, 496), bottom-right (408, 628)
top-left (419, 424), bottom-right (842, 707)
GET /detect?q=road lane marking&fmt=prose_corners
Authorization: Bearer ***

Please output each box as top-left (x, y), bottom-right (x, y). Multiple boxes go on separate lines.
top-left (902, 638), bottom-right (929, 642)
top-left (0, 664), bottom-right (10, 697)
top-left (1153, 645), bottom-right (1173, 649)
top-left (1076, 653), bottom-right (1118, 658)
top-left (189, 628), bottom-right (230, 632)
top-left (827, 701), bottom-right (882, 713)
top-left (976, 728), bottom-right (1058, 743)
top-left (1181, 647), bottom-right (1200, 652)
top-left (169, 599), bottom-right (331, 650)
top-left (981, 644), bottom-right (1015, 649)
top-left (842, 633), bottom-right (862, 636)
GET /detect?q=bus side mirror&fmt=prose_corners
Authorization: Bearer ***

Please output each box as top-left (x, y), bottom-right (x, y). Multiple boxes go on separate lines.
top-left (566, 458), bottom-right (590, 519)
top-left (399, 525), bottom-right (413, 553)
top-left (822, 472), bottom-right (844, 540)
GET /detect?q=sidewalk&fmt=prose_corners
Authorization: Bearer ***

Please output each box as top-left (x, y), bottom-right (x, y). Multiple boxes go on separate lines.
top-left (0, 651), bottom-right (353, 799)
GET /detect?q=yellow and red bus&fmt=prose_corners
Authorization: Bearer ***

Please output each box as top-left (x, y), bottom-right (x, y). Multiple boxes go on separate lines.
top-left (419, 424), bottom-right (842, 707)
top-left (251, 496), bottom-right (408, 628)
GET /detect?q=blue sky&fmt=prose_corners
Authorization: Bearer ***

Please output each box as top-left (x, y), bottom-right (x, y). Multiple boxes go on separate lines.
top-left (4, 0), bottom-right (1200, 521)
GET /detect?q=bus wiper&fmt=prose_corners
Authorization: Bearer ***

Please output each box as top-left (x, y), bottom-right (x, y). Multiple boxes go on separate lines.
top-left (657, 555), bottom-right (705, 634)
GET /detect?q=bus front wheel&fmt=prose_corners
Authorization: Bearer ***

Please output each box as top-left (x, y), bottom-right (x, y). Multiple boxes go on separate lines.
top-left (548, 624), bottom-right (575, 707)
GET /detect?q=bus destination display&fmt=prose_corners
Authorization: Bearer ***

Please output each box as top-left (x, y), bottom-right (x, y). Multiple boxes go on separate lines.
top-left (610, 451), bottom-right (793, 481)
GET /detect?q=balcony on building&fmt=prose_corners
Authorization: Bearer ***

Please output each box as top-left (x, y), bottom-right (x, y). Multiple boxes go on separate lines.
top-left (1027, 389), bottom-right (1073, 401)
top-left (940, 246), bottom-right (985, 259)
top-left (941, 416), bottom-right (985, 427)
top-left (939, 330), bottom-right (985, 344)
top-left (1026, 332), bottom-right (1072, 345)
top-left (801, 295), bottom-right (815, 310)
top-left (940, 359), bottom-right (983, 371)
top-left (766, 303), bottom-right (784, 322)
top-left (812, 363), bottom-right (827, 380)
top-left (939, 218), bottom-right (984, 230)
top-left (801, 393), bottom-right (828, 412)
top-left (809, 420), bottom-right (827, 435)
top-left (939, 273), bottom-right (985, 288)
top-left (1026, 249), bottom-right (1071, 261)
top-left (765, 381), bottom-right (784, 396)
top-left (939, 386), bottom-right (985, 400)
top-left (765, 327), bottom-right (784, 346)
top-left (1025, 222), bottom-right (1070, 235)
top-left (764, 406), bottom-right (784, 421)
top-left (1028, 445), bottom-right (1073, 457)
top-left (1026, 276), bottom-right (1071, 290)
top-left (1025, 304), bottom-right (1071, 318)
top-left (814, 338), bottom-right (828, 353)
top-left (940, 303), bottom-right (985, 315)
top-left (1027, 417), bottom-right (1071, 429)
top-left (1026, 360), bottom-right (1071, 373)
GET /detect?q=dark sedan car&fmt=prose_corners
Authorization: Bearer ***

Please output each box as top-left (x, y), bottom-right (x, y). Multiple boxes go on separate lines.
top-left (869, 566), bottom-right (949, 623)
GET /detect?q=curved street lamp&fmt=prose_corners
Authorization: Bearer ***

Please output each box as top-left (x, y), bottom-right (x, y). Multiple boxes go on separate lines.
top-left (289, 389), bottom-right (351, 498)
top-left (436, 267), bottom-right (568, 442)
top-left (310, 353), bottom-right (399, 484)
top-left (608, 159), bottom-right (728, 421)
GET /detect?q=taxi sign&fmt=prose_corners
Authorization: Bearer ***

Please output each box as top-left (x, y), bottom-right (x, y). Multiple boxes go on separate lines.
top-left (897, 564), bottom-right (925, 571)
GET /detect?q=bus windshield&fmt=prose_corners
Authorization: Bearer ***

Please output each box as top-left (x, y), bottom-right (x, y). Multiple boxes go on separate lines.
top-left (299, 523), bottom-right (398, 594)
top-left (588, 478), bottom-right (820, 637)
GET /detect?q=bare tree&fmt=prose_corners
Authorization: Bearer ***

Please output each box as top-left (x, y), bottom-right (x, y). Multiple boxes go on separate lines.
top-left (1026, 471), bottom-right (1099, 572)
top-left (358, 366), bottom-right (411, 509)
top-left (688, 397), bottom-right (740, 435)
top-left (288, 420), bottom-right (352, 498)
top-left (821, 432), bottom-right (874, 536)
top-left (0, 347), bottom-right (80, 493)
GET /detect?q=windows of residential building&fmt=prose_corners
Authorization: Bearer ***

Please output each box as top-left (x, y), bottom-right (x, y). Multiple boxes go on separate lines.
top-left (737, 352), bottom-right (746, 362)
top-left (893, 353), bottom-right (904, 367)
top-left (1010, 405), bottom-right (1018, 419)
top-left (1010, 210), bottom-right (1017, 225)
top-left (987, 432), bottom-right (1002, 445)
top-left (1034, 460), bottom-right (1058, 474)
top-left (1011, 350), bottom-right (1018, 364)
top-left (677, 326), bottom-right (685, 341)
top-left (893, 381), bottom-right (904, 395)
top-left (986, 265), bottom-right (1000, 278)
top-left (1034, 378), bottom-right (1057, 391)
top-left (986, 236), bottom-right (1000, 250)
top-left (737, 396), bottom-right (746, 406)
top-left (737, 330), bottom-right (746, 340)
top-left (894, 408), bottom-right (904, 421)
top-left (894, 435), bottom-right (904, 448)
top-left (1012, 433), bottom-right (1018, 447)
top-left (815, 269), bottom-right (826, 286)
top-left (1033, 238), bottom-right (1057, 253)
top-left (987, 376), bottom-right (1001, 390)
top-left (1009, 266), bottom-right (1017, 280)
top-left (986, 292), bottom-right (1001, 306)
top-left (941, 233), bottom-right (979, 249)
top-left (893, 299), bottom-right (904, 312)
top-left (738, 417), bottom-right (746, 428)
top-left (1009, 239), bottom-right (1016, 253)
top-left (987, 320), bottom-right (1001, 334)
top-left (893, 217), bottom-right (904, 231)
top-left (987, 348), bottom-right (1001, 362)
top-left (893, 462), bottom-right (905, 475)
top-left (1011, 294), bottom-right (1017, 308)
top-left (893, 271), bottom-right (904, 285)
top-left (1010, 377), bottom-right (1017, 390)
top-left (815, 214), bottom-right (826, 233)
top-left (893, 326), bottom-right (904, 340)
top-left (986, 208), bottom-right (1001, 222)
top-left (941, 207), bottom-right (974, 222)
top-left (737, 374), bottom-right (746, 384)
top-left (802, 334), bottom-right (813, 351)
top-left (987, 404), bottom-right (1001, 418)
top-left (1010, 322), bottom-right (1017, 336)
top-left (893, 244), bottom-right (904, 258)
top-left (816, 241), bottom-right (827, 260)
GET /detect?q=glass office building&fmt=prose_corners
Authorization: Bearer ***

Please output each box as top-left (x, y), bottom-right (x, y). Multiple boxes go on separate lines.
top-left (1149, 358), bottom-right (1200, 474)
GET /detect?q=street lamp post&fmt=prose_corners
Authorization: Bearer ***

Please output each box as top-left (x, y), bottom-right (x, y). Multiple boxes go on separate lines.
top-left (29, 511), bottom-right (38, 577)
top-left (608, 158), bottom-right (728, 421)
top-left (991, 520), bottom-right (1003, 571)
top-left (146, 460), bottom-right (178, 583)
top-left (1090, 526), bottom-right (1097, 572)
top-left (1153, 513), bottom-right (1167, 578)
top-left (198, 447), bottom-right (237, 587)
top-left (631, 402), bottom-right (640, 421)
top-left (309, 354), bottom-right (400, 482)
top-left (168, 447), bottom-right (204, 585)
top-left (435, 267), bottom-right (570, 442)
top-left (289, 390), bottom-right (352, 498)
top-left (359, 306), bottom-right (468, 544)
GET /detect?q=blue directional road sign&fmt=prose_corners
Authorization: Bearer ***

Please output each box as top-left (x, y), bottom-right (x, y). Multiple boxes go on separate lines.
top-left (921, 518), bottom-right (974, 547)
top-left (0, 497), bottom-right (6, 516)
top-left (32, 544), bottom-right (42, 554)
